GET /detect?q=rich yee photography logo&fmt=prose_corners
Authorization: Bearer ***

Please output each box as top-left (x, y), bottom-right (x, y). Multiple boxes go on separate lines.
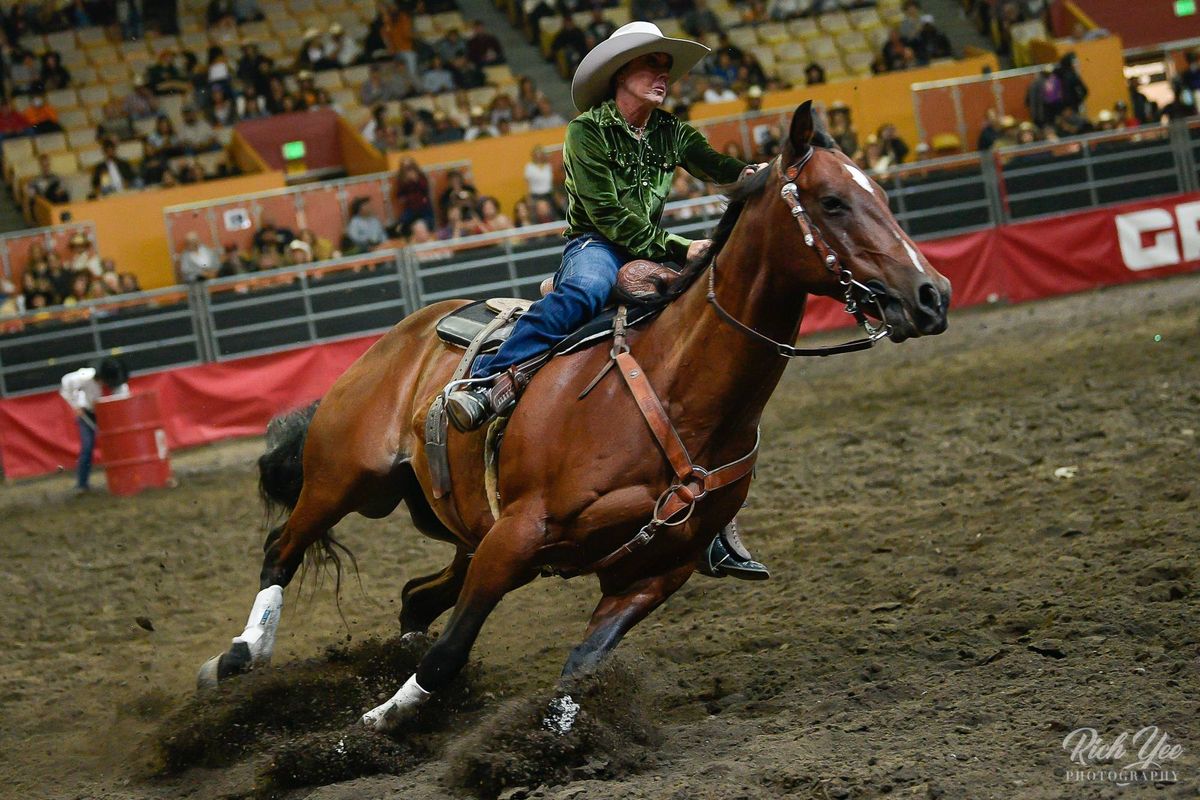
top-left (1062, 726), bottom-right (1184, 785)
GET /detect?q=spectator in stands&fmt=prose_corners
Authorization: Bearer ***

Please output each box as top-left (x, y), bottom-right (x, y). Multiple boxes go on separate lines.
top-left (26, 153), bottom-right (69, 213)
top-left (878, 123), bottom-right (909, 164)
top-left (208, 84), bottom-right (238, 127)
top-left (1024, 65), bottom-right (1052, 127)
top-left (1016, 120), bottom-right (1039, 144)
top-left (91, 139), bottom-right (137, 197)
top-left (1182, 51), bottom-right (1200, 94)
top-left (236, 84), bottom-right (269, 119)
top-left (345, 197), bottom-right (388, 253)
top-left (254, 246), bottom-right (283, 271)
top-left (362, 104), bottom-right (398, 151)
top-left (437, 204), bottom-right (476, 240)
top-left (180, 232), bottom-right (219, 281)
top-left (206, 45), bottom-right (235, 98)
top-left (62, 272), bottom-right (92, 306)
top-left (440, 170), bottom-right (479, 219)
top-left (254, 217), bottom-right (294, 254)
top-left (1162, 77), bottom-right (1197, 121)
top-left (408, 218), bottom-right (437, 245)
top-left (551, 16), bottom-right (587, 74)
top-left (119, 273), bottom-right (141, 293)
top-left (179, 106), bottom-right (219, 153)
top-left (428, 110), bottom-right (464, 144)
top-left (40, 51), bottom-right (70, 91)
top-left (913, 16), bottom-right (951, 63)
top-left (236, 43), bottom-right (273, 93)
top-left (523, 145), bottom-right (555, 205)
top-left (393, 158), bottom-right (436, 235)
top-left (435, 27), bottom-right (468, 64)
top-left (96, 100), bottom-right (136, 142)
top-left (467, 19), bottom-right (504, 67)
top-left (899, 0), bottom-right (923, 41)
top-left (23, 92), bottom-right (60, 133)
top-left (9, 50), bottom-right (39, 95)
top-left (0, 279), bottom-right (21, 317)
top-left (233, 0), bottom-right (264, 22)
top-left (700, 77), bottom-right (736, 104)
top-left (464, 106), bottom-right (499, 140)
top-left (804, 62), bottom-right (825, 86)
top-left (860, 134), bottom-right (893, 175)
top-left (297, 228), bottom-right (336, 261)
top-left (0, 98), bottom-right (32, 138)
top-left (530, 196), bottom-right (559, 224)
top-left (826, 102), bottom-right (859, 157)
top-left (584, 10), bottom-right (616, 48)
top-left (116, 0), bottom-right (145, 40)
top-left (977, 108), bottom-right (1001, 150)
top-left (683, 0), bottom-right (722, 37)
top-left (374, 1), bottom-right (418, 77)
top-left (285, 238), bottom-right (313, 266)
top-left (1054, 53), bottom-right (1088, 114)
top-left (295, 28), bottom-right (330, 72)
top-left (207, 0), bottom-right (235, 26)
top-left (265, 75), bottom-right (291, 114)
top-left (217, 244), bottom-right (251, 277)
top-left (880, 29), bottom-right (914, 72)
top-left (422, 55), bottom-right (456, 95)
top-left (531, 96), bottom-right (566, 129)
top-left (1054, 105), bottom-right (1092, 138)
top-left (707, 50), bottom-right (739, 88)
top-left (326, 22), bottom-right (361, 68)
top-left (68, 233), bottom-right (101, 276)
top-left (767, 0), bottom-right (805, 20)
top-left (147, 50), bottom-right (190, 95)
top-left (446, 53), bottom-right (482, 90)
top-left (476, 196), bottom-right (513, 234)
top-left (123, 77), bottom-right (159, 120)
top-left (744, 85), bottom-right (763, 113)
top-left (145, 114), bottom-right (183, 162)
top-left (516, 76), bottom-right (543, 119)
top-left (60, 356), bottom-right (130, 493)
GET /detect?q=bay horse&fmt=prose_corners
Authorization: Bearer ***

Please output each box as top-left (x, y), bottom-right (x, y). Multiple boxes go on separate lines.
top-left (198, 101), bottom-right (951, 732)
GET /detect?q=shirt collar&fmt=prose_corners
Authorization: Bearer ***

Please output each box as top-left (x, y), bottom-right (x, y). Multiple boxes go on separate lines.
top-left (594, 99), bottom-right (672, 134)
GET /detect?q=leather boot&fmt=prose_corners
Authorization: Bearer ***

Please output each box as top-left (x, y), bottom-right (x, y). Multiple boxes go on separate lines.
top-left (447, 372), bottom-right (518, 432)
top-left (701, 518), bottom-right (769, 581)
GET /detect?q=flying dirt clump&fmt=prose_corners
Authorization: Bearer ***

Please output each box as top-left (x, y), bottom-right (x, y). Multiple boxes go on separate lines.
top-left (447, 657), bottom-right (662, 799)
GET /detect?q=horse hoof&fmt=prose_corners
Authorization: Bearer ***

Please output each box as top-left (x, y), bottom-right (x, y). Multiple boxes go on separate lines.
top-left (360, 704), bottom-right (405, 733)
top-left (195, 641), bottom-right (253, 690)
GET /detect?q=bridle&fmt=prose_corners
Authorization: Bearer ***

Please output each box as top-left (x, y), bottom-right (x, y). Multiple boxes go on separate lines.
top-left (706, 149), bottom-right (893, 358)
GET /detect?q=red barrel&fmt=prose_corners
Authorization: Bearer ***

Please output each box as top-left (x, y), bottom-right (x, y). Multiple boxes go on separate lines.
top-left (95, 391), bottom-right (172, 496)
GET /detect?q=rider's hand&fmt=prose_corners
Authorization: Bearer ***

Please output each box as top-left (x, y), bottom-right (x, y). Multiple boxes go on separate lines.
top-left (687, 239), bottom-right (712, 263)
top-left (741, 162), bottom-right (768, 178)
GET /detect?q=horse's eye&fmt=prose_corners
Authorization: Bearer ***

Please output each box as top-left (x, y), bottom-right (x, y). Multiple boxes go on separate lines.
top-left (820, 196), bottom-right (847, 214)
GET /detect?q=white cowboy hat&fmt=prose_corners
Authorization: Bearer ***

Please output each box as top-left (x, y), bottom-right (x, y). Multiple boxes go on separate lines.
top-left (570, 21), bottom-right (709, 112)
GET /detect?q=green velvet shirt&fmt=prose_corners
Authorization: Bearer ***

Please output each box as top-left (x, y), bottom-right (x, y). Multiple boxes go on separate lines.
top-left (563, 99), bottom-right (748, 264)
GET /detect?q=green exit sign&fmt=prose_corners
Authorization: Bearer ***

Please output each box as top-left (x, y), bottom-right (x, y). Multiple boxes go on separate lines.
top-left (1177, 0), bottom-right (1196, 16)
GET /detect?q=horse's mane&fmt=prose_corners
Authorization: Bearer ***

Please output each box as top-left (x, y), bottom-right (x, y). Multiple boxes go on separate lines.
top-left (652, 116), bottom-right (839, 307)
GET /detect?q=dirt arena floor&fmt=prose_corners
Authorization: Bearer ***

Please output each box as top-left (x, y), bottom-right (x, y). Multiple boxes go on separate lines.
top-left (1, 272), bottom-right (1197, 800)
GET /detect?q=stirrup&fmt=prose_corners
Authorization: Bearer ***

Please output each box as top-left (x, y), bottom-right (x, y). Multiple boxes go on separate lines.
top-left (446, 387), bottom-right (492, 432)
top-left (701, 523), bottom-right (770, 581)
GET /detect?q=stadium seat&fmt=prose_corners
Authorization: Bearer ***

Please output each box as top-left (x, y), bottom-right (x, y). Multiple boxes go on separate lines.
top-left (77, 27), bottom-right (107, 47)
top-left (66, 127), bottom-right (97, 150)
top-left (807, 36), bottom-right (839, 60)
top-left (78, 85), bottom-right (110, 107)
top-left (727, 26), bottom-right (758, 51)
top-left (33, 132), bottom-right (68, 154)
top-left (49, 151), bottom-right (78, 176)
top-left (756, 23), bottom-right (788, 44)
top-left (116, 140), bottom-right (145, 163)
top-left (836, 30), bottom-right (871, 54)
top-left (76, 146), bottom-right (104, 171)
top-left (774, 40), bottom-right (807, 63)
top-left (63, 172), bottom-right (91, 201)
top-left (484, 64), bottom-right (514, 86)
top-left (818, 11), bottom-right (851, 34)
top-left (843, 50), bottom-right (875, 75)
top-left (849, 8), bottom-right (883, 31)
top-left (342, 64), bottom-right (370, 87)
top-left (88, 47), bottom-right (122, 67)
top-left (786, 18), bottom-right (820, 40)
top-left (72, 65), bottom-right (98, 85)
top-left (45, 30), bottom-right (76, 52)
top-left (749, 45), bottom-right (776, 71)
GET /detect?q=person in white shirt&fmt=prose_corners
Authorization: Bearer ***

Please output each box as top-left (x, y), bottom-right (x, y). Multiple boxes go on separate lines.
top-left (325, 23), bottom-right (361, 67)
top-left (68, 233), bottom-right (103, 277)
top-left (523, 145), bottom-right (554, 203)
top-left (59, 357), bottom-right (131, 492)
top-left (179, 232), bottom-right (218, 282)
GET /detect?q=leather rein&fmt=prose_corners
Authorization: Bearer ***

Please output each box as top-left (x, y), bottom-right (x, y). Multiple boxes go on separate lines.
top-left (706, 150), bottom-right (893, 357)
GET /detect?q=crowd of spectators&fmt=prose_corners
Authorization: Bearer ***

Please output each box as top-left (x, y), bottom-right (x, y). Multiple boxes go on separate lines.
top-left (1, 231), bottom-right (141, 317)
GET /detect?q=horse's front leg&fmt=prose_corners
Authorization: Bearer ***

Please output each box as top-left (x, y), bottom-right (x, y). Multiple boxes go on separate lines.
top-left (561, 561), bottom-right (695, 677)
top-left (360, 514), bottom-right (542, 732)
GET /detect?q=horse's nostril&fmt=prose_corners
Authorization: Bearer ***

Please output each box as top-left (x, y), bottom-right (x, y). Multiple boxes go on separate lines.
top-left (917, 282), bottom-right (940, 313)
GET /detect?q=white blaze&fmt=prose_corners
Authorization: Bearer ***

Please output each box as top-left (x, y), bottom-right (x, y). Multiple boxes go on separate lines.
top-left (843, 163), bottom-right (874, 195)
top-left (900, 237), bottom-right (927, 274)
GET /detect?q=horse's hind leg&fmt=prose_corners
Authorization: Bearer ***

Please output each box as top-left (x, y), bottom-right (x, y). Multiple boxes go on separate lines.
top-left (361, 515), bottom-right (540, 731)
top-left (561, 564), bottom-right (694, 678)
top-left (197, 481), bottom-right (360, 688)
top-left (400, 546), bottom-right (471, 635)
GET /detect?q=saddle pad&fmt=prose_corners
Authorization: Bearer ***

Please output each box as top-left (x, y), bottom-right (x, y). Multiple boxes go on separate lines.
top-left (434, 298), bottom-right (661, 355)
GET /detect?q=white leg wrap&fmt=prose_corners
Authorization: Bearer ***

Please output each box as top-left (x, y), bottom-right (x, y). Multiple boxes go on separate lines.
top-left (231, 585), bottom-right (284, 664)
top-left (360, 674), bottom-right (432, 732)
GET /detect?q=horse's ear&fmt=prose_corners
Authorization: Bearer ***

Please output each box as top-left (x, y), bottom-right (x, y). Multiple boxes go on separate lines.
top-left (782, 100), bottom-right (816, 166)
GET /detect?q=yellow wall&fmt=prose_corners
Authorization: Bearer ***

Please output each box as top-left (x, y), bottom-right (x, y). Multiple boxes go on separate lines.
top-left (37, 171), bottom-right (286, 288)
top-left (387, 126), bottom-right (569, 221)
top-left (691, 53), bottom-right (1001, 150)
top-left (337, 116), bottom-right (390, 176)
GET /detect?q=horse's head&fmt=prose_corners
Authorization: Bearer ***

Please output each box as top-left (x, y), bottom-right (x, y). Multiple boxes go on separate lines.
top-left (773, 101), bottom-right (951, 341)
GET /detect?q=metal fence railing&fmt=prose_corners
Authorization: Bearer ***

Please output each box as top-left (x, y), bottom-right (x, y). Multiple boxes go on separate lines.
top-left (4, 119), bottom-right (1200, 397)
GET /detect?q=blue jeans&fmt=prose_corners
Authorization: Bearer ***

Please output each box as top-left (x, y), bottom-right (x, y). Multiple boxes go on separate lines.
top-left (76, 413), bottom-right (96, 489)
top-left (472, 235), bottom-right (628, 377)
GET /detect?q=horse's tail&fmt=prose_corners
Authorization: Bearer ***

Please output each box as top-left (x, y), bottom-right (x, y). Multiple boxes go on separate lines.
top-left (258, 400), bottom-right (320, 520)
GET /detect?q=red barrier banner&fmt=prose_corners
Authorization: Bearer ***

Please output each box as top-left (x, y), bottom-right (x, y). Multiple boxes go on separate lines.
top-left (0, 335), bottom-right (380, 480)
top-left (5, 193), bottom-right (1200, 480)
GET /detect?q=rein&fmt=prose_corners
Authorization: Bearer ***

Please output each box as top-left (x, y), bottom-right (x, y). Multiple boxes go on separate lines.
top-left (705, 151), bottom-right (892, 358)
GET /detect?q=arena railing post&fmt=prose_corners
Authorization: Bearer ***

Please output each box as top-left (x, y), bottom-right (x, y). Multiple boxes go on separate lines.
top-left (1168, 119), bottom-right (1199, 194)
top-left (979, 152), bottom-right (1007, 227)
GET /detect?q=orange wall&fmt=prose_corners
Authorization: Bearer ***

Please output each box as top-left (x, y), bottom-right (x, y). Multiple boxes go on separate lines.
top-left (691, 53), bottom-right (1001, 150)
top-left (38, 171), bottom-right (286, 289)
top-left (387, 126), bottom-right (569, 221)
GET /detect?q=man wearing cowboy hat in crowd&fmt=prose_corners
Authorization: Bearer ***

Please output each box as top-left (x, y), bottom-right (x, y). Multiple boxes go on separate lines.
top-left (446, 21), bottom-right (769, 579)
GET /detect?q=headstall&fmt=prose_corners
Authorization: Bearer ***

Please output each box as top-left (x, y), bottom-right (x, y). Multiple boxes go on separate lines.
top-left (706, 150), bottom-right (893, 358)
